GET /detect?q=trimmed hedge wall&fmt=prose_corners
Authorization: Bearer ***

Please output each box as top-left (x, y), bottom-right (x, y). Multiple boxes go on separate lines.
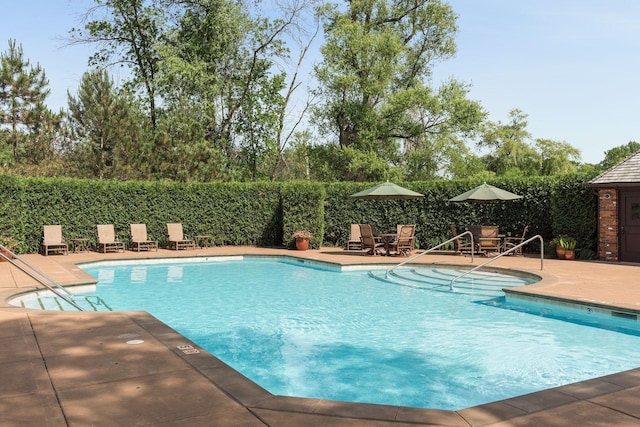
top-left (0, 173), bottom-right (598, 258)
top-left (3, 177), bottom-right (285, 252)
top-left (325, 175), bottom-right (597, 258)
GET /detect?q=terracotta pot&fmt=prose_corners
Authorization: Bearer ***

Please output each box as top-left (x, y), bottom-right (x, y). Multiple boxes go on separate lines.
top-left (0, 248), bottom-right (12, 262)
top-left (563, 249), bottom-right (575, 260)
top-left (555, 247), bottom-right (566, 259)
top-left (295, 238), bottom-right (309, 251)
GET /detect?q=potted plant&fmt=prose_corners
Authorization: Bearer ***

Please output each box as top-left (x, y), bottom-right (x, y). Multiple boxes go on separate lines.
top-left (292, 230), bottom-right (312, 251)
top-left (550, 237), bottom-right (563, 259)
top-left (0, 235), bottom-right (19, 261)
top-left (558, 236), bottom-right (577, 260)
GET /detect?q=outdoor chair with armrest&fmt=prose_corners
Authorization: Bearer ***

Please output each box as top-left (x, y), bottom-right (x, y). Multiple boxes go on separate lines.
top-left (129, 224), bottom-right (158, 252)
top-left (345, 223), bottom-right (362, 250)
top-left (97, 224), bottom-right (125, 253)
top-left (450, 224), bottom-right (473, 254)
top-left (167, 223), bottom-right (196, 250)
top-left (503, 225), bottom-right (529, 255)
top-left (476, 225), bottom-right (501, 256)
top-left (41, 225), bottom-right (68, 256)
top-left (359, 224), bottom-right (384, 255)
top-left (388, 224), bottom-right (416, 256)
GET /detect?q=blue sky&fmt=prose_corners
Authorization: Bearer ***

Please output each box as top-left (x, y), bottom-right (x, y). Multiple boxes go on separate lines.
top-left (3, 0), bottom-right (640, 164)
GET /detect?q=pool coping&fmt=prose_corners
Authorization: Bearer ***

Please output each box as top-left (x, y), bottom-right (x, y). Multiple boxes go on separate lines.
top-left (2, 247), bottom-right (640, 426)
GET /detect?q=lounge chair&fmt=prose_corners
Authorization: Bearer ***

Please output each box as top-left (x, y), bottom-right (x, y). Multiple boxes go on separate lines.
top-left (476, 225), bottom-right (501, 256)
top-left (41, 225), bottom-right (68, 256)
top-left (359, 224), bottom-right (384, 255)
top-left (96, 224), bottom-right (125, 253)
top-left (129, 224), bottom-right (158, 252)
top-left (450, 224), bottom-right (473, 254)
top-left (167, 223), bottom-right (195, 250)
top-left (345, 224), bottom-right (362, 250)
top-left (503, 225), bottom-right (529, 255)
top-left (388, 224), bottom-right (415, 256)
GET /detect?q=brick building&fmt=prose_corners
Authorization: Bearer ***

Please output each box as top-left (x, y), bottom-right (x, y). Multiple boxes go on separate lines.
top-left (589, 151), bottom-right (640, 262)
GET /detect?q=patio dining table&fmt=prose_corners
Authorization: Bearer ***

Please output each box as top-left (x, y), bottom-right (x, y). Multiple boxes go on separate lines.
top-left (377, 233), bottom-right (398, 256)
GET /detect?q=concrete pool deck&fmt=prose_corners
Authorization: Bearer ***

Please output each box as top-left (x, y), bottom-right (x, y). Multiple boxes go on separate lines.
top-left (1, 246), bottom-right (640, 426)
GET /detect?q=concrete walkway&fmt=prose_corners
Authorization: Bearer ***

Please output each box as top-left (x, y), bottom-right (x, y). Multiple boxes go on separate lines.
top-left (1, 246), bottom-right (640, 426)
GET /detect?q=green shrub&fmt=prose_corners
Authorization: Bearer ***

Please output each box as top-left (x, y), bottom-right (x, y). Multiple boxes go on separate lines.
top-left (0, 173), bottom-right (599, 256)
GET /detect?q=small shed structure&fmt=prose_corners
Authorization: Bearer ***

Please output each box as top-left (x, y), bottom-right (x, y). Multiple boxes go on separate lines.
top-left (588, 150), bottom-right (640, 262)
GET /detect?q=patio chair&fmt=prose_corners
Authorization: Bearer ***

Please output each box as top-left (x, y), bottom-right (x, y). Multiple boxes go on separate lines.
top-left (503, 225), bottom-right (529, 255)
top-left (167, 223), bottom-right (196, 250)
top-left (370, 224), bottom-right (382, 240)
top-left (359, 224), bottom-right (384, 255)
top-left (476, 225), bottom-right (501, 256)
top-left (388, 224), bottom-right (415, 256)
top-left (41, 225), bottom-right (68, 256)
top-left (129, 224), bottom-right (158, 252)
top-left (345, 224), bottom-right (362, 250)
top-left (96, 224), bottom-right (125, 253)
top-left (450, 224), bottom-right (473, 254)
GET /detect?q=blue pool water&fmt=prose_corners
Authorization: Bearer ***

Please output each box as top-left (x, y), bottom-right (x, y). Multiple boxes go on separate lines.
top-left (13, 257), bottom-right (640, 410)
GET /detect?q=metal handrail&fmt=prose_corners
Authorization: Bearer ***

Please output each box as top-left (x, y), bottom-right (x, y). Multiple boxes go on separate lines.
top-left (0, 245), bottom-right (84, 311)
top-left (385, 231), bottom-right (475, 278)
top-left (449, 235), bottom-right (544, 290)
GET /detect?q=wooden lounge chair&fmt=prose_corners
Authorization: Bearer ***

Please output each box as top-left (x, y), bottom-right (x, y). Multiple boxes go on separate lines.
top-left (129, 224), bottom-right (158, 252)
top-left (503, 225), bottom-right (529, 255)
top-left (96, 224), bottom-right (125, 253)
top-left (167, 223), bottom-right (195, 250)
top-left (476, 225), bottom-right (501, 256)
top-left (359, 224), bottom-right (384, 255)
top-left (345, 224), bottom-right (362, 250)
top-left (41, 225), bottom-right (68, 256)
top-left (388, 224), bottom-right (415, 256)
top-left (450, 224), bottom-right (473, 254)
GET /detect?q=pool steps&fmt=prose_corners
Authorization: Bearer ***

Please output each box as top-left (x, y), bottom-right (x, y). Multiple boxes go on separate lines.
top-left (13, 293), bottom-right (111, 311)
top-left (371, 266), bottom-right (532, 297)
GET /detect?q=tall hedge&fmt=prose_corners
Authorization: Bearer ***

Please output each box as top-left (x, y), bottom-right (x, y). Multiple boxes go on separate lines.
top-left (323, 174), bottom-right (598, 257)
top-left (0, 173), bottom-right (598, 258)
top-left (1, 176), bottom-right (285, 252)
top-left (281, 181), bottom-right (326, 249)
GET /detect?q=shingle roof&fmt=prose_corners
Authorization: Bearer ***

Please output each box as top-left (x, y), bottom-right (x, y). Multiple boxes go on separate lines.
top-left (589, 150), bottom-right (640, 186)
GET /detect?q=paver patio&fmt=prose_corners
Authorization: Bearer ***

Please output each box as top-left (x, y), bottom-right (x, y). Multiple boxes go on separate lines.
top-left (1, 246), bottom-right (639, 426)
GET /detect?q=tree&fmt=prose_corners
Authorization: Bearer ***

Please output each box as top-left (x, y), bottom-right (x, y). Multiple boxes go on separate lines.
top-left (69, 0), bottom-right (164, 128)
top-left (598, 141), bottom-right (640, 170)
top-left (479, 109), bottom-right (540, 176)
top-left (479, 109), bottom-right (583, 177)
top-left (155, 0), bottom-right (314, 179)
top-left (400, 79), bottom-right (486, 178)
top-left (151, 100), bottom-right (228, 182)
top-left (66, 69), bottom-right (146, 179)
top-left (313, 0), bottom-right (479, 173)
top-left (269, 3), bottom-right (320, 181)
top-left (0, 39), bottom-right (51, 162)
top-left (535, 138), bottom-right (580, 175)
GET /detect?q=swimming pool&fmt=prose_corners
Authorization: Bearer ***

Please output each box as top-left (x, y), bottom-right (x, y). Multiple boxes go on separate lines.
top-left (11, 256), bottom-right (640, 410)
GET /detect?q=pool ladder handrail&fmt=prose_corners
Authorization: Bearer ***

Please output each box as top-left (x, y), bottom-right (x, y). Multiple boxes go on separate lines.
top-left (385, 231), bottom-right (475, 279)
top-left (0, 244), bottom-right (84, 311)
top-left (449, 235), bottom-right (544, 291)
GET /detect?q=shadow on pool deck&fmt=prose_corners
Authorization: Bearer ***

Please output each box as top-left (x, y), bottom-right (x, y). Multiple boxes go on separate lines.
top-left (1, 246), bottom-right (640, 426)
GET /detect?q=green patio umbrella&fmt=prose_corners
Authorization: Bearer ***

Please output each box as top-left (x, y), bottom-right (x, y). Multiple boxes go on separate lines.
top-left (449, 183), bottom-right (522, 203)
top-left (350, 181), bottom-right (424, 200)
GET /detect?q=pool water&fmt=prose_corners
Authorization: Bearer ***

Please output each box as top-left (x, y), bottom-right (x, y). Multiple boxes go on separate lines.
top-left (14, 257), bottom-right (640, 410)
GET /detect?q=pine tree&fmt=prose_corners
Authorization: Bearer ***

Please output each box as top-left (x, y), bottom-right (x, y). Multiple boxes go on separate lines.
top-left (0, 39), bottom-right (50, 162)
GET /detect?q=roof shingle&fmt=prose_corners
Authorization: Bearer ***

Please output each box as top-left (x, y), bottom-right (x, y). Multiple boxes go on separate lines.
top-left (589, 150), bottom-right (640, 186)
